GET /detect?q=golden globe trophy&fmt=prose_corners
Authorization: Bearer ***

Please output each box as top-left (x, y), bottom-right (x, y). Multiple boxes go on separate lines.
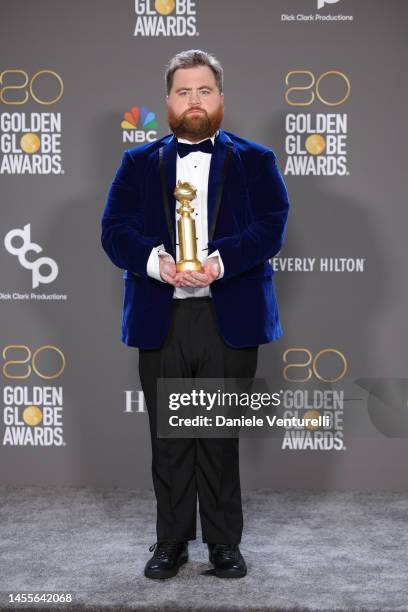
top-left (173, 180), bottom-right (203, 272)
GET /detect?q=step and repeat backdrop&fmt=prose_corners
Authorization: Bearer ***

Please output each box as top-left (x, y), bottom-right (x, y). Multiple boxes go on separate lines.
top-left (1, 0), bottom-right (407, 490)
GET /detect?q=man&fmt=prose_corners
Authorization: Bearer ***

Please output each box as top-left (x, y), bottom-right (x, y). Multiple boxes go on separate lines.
top-left (101, 49), bottom-right (290, 579)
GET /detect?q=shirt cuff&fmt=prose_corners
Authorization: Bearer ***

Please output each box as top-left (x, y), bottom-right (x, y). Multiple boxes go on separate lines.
top-left (146, 244), bottom-right (169, 282)
top-left (207, 250), bottom-right (224, 279)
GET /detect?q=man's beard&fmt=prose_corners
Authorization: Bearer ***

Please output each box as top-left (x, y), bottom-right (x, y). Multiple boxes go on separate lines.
top-left (167, 104), bottom-right (224, 141)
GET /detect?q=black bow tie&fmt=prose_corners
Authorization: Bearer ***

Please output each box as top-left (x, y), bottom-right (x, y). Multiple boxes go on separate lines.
top-left (177, 138), bottom-right (214, 158)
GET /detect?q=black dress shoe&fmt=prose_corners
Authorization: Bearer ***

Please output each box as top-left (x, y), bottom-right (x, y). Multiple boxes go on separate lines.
top-left (208, 543), bottom-right (247, 578)
top-left (144, 540), bottom-right (188, 579)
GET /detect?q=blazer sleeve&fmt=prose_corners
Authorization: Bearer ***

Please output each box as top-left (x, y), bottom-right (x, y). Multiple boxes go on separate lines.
top-left (208, 150), bottom-right (290, 282)
top-left (101, 150), bottom-right (160, 278)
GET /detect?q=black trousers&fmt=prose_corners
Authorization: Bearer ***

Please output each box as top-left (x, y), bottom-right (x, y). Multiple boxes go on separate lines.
top-left (138, 297), bottom-right (258, 544)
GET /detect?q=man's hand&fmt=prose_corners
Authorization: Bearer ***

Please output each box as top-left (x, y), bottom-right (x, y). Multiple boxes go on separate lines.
top-left (159, 254), bottom-right (180, 286)
top-left (159, 254), bottom-right (220, 287)
top-left (176, 256), bottom-right (220, 288)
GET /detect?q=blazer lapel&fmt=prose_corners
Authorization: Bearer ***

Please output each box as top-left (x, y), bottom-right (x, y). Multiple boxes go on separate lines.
top-left (207, 129), bottom-right (233, 241)
top-left (159, 134), bottom-right (177, 257)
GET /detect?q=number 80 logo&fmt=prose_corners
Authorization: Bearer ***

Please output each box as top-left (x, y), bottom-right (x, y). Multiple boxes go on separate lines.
top-left (283, 348), bottom-right (347, 382)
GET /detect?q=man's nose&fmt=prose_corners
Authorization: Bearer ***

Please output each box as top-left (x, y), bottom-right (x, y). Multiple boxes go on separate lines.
top-left (188, 90), bottom-right (201, 104)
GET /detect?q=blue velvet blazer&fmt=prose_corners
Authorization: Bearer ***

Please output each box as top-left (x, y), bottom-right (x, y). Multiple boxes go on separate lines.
top-left (101, 128), bottom-right (290, 349)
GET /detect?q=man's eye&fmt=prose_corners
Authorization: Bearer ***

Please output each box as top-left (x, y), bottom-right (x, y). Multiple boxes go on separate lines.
top-left (201, 90), bottom-right (210, 95)
top-left (179, 91), bottom-right (188, 96)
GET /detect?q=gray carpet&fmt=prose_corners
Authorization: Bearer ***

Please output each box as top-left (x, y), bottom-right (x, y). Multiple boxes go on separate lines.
top-left (1, 486), bottom-right (407, 611)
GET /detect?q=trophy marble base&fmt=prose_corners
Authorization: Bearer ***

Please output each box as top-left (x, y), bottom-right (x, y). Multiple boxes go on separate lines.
top-left (176, 260), bottom-right (203, 272)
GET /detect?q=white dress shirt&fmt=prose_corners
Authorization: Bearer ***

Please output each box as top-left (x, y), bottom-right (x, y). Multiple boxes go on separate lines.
top-left (146, 130), bottom-right (224, 298)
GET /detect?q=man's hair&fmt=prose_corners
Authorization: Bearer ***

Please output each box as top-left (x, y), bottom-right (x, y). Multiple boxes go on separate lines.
top-left (165, 49), bottom-right (223, 96)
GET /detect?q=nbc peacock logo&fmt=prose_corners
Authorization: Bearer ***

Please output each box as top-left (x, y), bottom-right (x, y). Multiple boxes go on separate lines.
top-left (121, 105), bottom-right (158, 144)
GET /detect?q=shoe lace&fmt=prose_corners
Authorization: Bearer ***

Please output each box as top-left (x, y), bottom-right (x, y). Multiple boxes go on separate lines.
top-left (212, 543), bottom-right (238, 560)
top-left (149, 540), bottom-right (182, 559)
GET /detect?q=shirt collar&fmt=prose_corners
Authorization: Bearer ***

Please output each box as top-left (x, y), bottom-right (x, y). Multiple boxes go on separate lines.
top-left (176, 129), bottom-right (219, 146)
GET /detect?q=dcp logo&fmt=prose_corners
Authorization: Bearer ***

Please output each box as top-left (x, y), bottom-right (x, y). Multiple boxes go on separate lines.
top-left (4, 224), bottom-right (58, 288)
top-left (317, 0), bottom-right (340, 9)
